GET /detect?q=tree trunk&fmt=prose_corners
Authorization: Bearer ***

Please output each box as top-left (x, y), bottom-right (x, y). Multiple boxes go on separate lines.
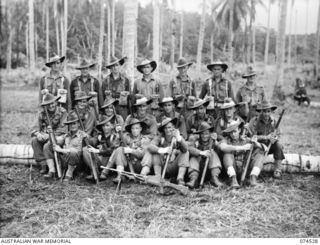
top-left (252, 24), bottom-right (256, 64)
top-left (287, 0), bottom-right (294, 67)
top-left (107, 1), bottom-right (111, 63)
top-left (264, 0), bottom-right (271, 66)
top-left (6, 1), bottom-right (13, 72)
top-left (272, 0), bottom-right (288, 101)
top-left (228, 0), bottom-right (234, 67)
top-left (123, 0), bottom-right (138, 89)
top-left (249, 0), bottom-right (255, 64)
top-left (46, 0), bottom-right (49, 61)
top-left (179, 11), bottom-right (183, 58)
top-left (276, 0), bottom-right (281, 62)
top-left (159, 3), bottom-right (163, 60)
top-left (210, 32), bottom-right (214, 62)
top-left (111, 0), bottom-right (115, 57)
top-left (26, 23), bottom-right (29, 67)
top-left (153, 0), bottom-right (160, 66)
top-left (294, 10), bottom-right (298, 67)
top-left (196, 0), bottom-right (206, 73)
top-left (54, 0), bottom-right (60, 55)
top-left (63, 0), bottom-right (68, 71)
top-left (305, 0), bottom-right (309, 57)
top-left (315, 0), bottom-right (320, 82)
top-left (98, 0), bottom-right (105, 81)
top-left (28, 0), bottom-right (35, 72)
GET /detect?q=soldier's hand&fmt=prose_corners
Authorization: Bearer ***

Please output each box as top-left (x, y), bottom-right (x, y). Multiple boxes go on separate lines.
top-left (47, 126), bottom-right (53, 134)
top-left (158, 147), bottom-right (171, 155)
top-left (124, 147), bottom-right (133, 154)
top-left (88, 145), bottom-right (100, 153)
top-left (115, 125), bottom-right (122, 133)
top-left (191, 128), bottom-right (196, 133)
top-left (88, 99), bottom-right (95, 107)
top-left (36, 132), bottom-right (44, 141)
top-left (241, 143), bottom-right (252, 151)
top-left (200, 150), bottom-right (211, 158)
top-left (53, 144), bottom-right (62, 152)
top-left (174, 129), bottom-right (182, 142)
top-left (210, 132), bottom-right (217, 140)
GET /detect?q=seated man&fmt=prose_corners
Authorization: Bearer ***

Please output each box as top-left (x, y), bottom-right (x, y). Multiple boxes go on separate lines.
top-left (218, 121), bottom-right (266, 188)
top-left (248, 100), bottom-right (285, 179)
top-left (47, 111), bottom-right (87, 182)
top-left (146, 117), bottom-right (189, 186)
top-left (293, 77), bottom-right (311, 106)
top-left (187, 122), bottom-right (222, 188)
top-left (30, 93), bottom-right (67, 175)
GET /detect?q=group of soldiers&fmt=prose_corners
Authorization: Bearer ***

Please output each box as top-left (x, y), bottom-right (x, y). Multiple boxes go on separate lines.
top-left (31, 54), bottom-right (285, 190)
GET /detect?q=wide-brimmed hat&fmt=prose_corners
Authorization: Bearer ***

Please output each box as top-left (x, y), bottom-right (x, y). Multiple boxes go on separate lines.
top-left (207, 60), bottom-right (228, 72)
top-left (134, 97), bottom-right (152, 107)
top-left (106, 56), bottom-right (126, 69)
top-left (194, 122), bottom-right (214, 134)
top-left (100, 98), bottom-right (119, 110)
top-left (176, 58), bottom-right (193, 69)
top-left (95, 115), bottom-right (114, 131)
top-left (41, 93), bottom-right (61, 106)
top-left (137, 59), bottom-right (157, 74)
top-left (220, 98), bottom-right (239, 110)
top-left (45, 55), bottom-right (65, 67)
top-left (256, 100), bottom-right (277, 112)
top-left (242, 66), bottom-right (257, 78)
top-left (188, 99), bottom-right (210, 110)
top-left (222, 120), bottom-right (244, 134)
top-left (75, 59), bottom-right (96, 70)
top-left (74, 91), bottom-right (92, 101)
top-left (159, 97), bottom-right (179, 107)
top-left (64, 111), bottom-right (80, 125)
top-left (125, 118), bottom-right (148, 133)
top-left (158, 117), bottom-right (178, 133)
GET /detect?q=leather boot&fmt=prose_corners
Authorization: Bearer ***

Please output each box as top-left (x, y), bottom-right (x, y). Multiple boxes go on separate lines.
top-left (230, 175), bottom-right (240, 189)
top-left (273, 160), bottom-right (282, 179)
top-left (186, 171), bottom-right (199, 189)
top-left (250, 175), bottom-right (258, 187)
top-left (210, 168), bottom-right (223, 187)
top-left (140, 166), bottom-right (150, 176)
top-left (44, 172), bottom-right (55, 179)
top-left (153, 165), bottom-right (162, 177)
top-left (177, 167), bottom-right (187, 186)
top-left (40, 162), bottom-right (48, 174)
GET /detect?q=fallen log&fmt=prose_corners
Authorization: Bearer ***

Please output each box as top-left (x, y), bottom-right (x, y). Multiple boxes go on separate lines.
top-left (0, 144), bottom-right (319, 173)
top-left (310, 101), bottom-right (320, 108)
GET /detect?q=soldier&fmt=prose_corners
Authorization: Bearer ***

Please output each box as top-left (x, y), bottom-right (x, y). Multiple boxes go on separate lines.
top-left (146, 117), bottom-right (189, 186)
top-left (236, 66), bottom-right (265, 121)
top-left (248, 100), bottom-right (285, 179)
top-left (84, 115), bottom-right (122, 180)
top-left (293, 77), bottom-right (311, 106)
top-left (99, 98), bottom-right (124, 127)
top-left (218, 121), bottom-right (266, 188)
top-left (125, 97), bottom-right (158, 138)
top-left (101, 56), bottom-right (131, 120)
top-left (156, 97), bottom-right (187, 139)
top-left (199, 60), bottom-right (236, 109)
top-left (39, 55), bottom-right (70, 111)
top-left (48, 111), bottom-right (88, 182)
top-left (74, 91), bottom-right (97, 136)
top-left (186, 99), bottom-right (214, 137)
top-left (108, 118), bottom-right (151, 183)
top-left (187, 122), bottom-right (223, 188)
top-left (70, 59), bottom-right (102, 109)
top-left (30, 93), bottom-right (67, 175)
top-left (133, 59), bottom-right (164, 117)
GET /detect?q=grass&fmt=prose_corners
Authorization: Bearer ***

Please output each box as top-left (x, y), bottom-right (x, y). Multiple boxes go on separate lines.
top-left (0, 65), bottom-right (320, 238)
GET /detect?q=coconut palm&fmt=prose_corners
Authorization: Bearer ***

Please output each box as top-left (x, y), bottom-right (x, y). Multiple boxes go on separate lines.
top-left (316, 1), bottom-right (320, 80)
top-left (196, 0), bottom-right (206, 73)
top-left (28, 0), bottom-right (35, 72)
top-left (264, 0), bottom-right (276, 66)
top-left (97, 0), bottom-right (105, 81)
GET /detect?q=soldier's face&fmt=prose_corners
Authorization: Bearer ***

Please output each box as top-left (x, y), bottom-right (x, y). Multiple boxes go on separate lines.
top-left (230, 128), bottom-right (240, 140)
top-left (212, 66), bottom-right (223, 77)
top-left (164, 122), bottom-right (175, 137)
top-left (102, 122), bottom-right (113, 135)
top-left (51, 61), bottom-right (62, 72)
top-left (261, 109), bottom-right (272, 121)
top-left (69, 121), bottom-right (79, 132)
top-left (200, 130), bottom-right (210, 142)
top-left (111, 63), bottom-right (120, 73)
top-left (47, 102), bottom-right (57, 112)
top-left (104, 106), bottom-right (114, 117)
top-left (77, 99), bottom-right (88, 109)
top-left (224, 107), bottom-right (235, 119)
top-left (196, 105), bottom-right (206, 116)
top-left (163, 102), bottom-right (174, 113)
top-left (247, 75), bottom-right (256, 83)
top-left (137, 104), bottom-right (148, 115)
top-left (131, 124), bottom-right (142, 137)
top-left (178, 66), bottom-right (188, 76)
top-left (142, 65), bottom-right (152, 75)
top-left (80, 68), bottom-right (89, 76)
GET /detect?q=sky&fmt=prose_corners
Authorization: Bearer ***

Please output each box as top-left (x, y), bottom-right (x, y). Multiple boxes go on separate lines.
top-left (138, 0), bottom-right (319, 35)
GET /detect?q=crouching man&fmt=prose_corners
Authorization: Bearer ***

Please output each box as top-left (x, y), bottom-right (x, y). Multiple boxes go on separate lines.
top-left (218, 121), bottom-right (266, 188)
top-left (146, 117), bottom-right (189, 186)
top-left (46, 110), bottom-right (87, 182)
top-left (187, 122), bottom-right (223, 188)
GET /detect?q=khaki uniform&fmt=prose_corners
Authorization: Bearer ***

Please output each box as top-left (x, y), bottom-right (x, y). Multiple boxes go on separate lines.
top-left (215, 116), bottom-right (244, 139)
top-left (186, 114), bottom-right (215, 136)
top-left (76, 106), bottom-right (97, 136)
top-left (39, 73), bottom-right (71, 111)
top-left (156, 111), bottom-right (187, 140)
top-left (125, 113), bottom-right (157, 138)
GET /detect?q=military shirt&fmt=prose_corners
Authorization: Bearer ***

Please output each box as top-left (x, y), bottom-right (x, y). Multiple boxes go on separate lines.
top-left (156, 111), bottom-right (187, 139)
top-left (169, 75), bottom-right (197, 97)
top-left (236, 83), bottom-right (265, 106)
top-left (62, 130), bottom-right (87, 153)
top-left (125, 113), bottom-right (157, 137)
top-left (97, 133), bottom-right (121, 157)
top-left (70, 75), bottom-right (102, 108)
top-left (188, 138), bottom-right (214, 156)
top-left (133, 76), bottom-right (164, 100)
top-left (248, 115), bottom-right (279, 145)
top-left (148, 135), bottom-right (188, 154)
top-left (101, 73), bottom-right (131, 101)
top-left (77, 106), bottom-right (97, 136)
top-left (186, 114), bottom-right (215, 135)
top-left (199, 77), bottom-right (236, 103)
top-left (39, 72), bottom-right (71, 110)
top-left (215, 116), bottom-right (244, 139)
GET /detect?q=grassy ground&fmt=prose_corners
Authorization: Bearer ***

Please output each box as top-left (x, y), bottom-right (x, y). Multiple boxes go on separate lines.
top-left (1, 66), bottom-right (320, 237)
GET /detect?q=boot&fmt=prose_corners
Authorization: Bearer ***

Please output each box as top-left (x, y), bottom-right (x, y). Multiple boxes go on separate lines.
top-left (140, 166), bottom-right (150, 176)
top-left (63, 176), bottom-right (72, 182)
top-left (177, 167), bottom-right (187, 186)
top-left (230, 175), bottom-right (240, 189)
top-left (99, 168), bottom-right (109, 180)
top-left (153, 165), bottom-right (162, 177)
top-left (186, 171), bottom-right (199, 189)
top-left (39, 163), bottom-right (48, 174)
top-left (44, 172), bottom-right (55, 179)
top-left (112, 166), bottom-right (124, 184)
top-left (86, 174), bottom-right (94, 180)
top-left (210, 168), bottom-right (223, 187)
top-left (250, 175), bottom-right (258, 187)
top-left (273, 160), bottom-right (282, 179)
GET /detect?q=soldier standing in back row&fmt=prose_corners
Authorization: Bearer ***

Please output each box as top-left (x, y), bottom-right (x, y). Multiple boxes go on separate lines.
top-left (70, 59), bottom-right (102, 110)
top-left (101, 56), bottom-right (131, 120)
top-left (39, 55), bottom-right (71, 111)
top-left (236, 66), bottom-right (265, 121)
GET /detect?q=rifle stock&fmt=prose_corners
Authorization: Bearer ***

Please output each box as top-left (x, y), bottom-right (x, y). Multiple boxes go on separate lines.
top-left (161, 137), bottom-right (176, 179)
top-left (240, 144), bottom-right (254, 186)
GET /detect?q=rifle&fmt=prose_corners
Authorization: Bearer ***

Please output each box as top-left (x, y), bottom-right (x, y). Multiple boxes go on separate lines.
top-left (44, 107), bottom-right (62, 179)
top-left (199, 136), bottom-right (215, 189)
top-left (101, 166), bottom-right (189, 195)
top-left (75, 106), bottom-right (99, 184)
top-left (161, 137), bottom-right (177, 179)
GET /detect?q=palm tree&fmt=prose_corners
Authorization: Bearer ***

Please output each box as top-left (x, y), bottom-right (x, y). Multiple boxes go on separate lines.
top-left (287, 0), bottom-right (295, 67)
top-left (179, 11), bottom-right (183, 58)
top-left (97, 0), bottom-right (105, 81)
top-left (5, 0), bottom-right (13, 72)
top-left (153, 0), bottom-right (160, 66)
top-left (264, 0), bottom-right (276, 66)
top-left (316, 0), bottom-right (320, 81)
top-left (111, 0), bottom-right (115, 57)
top-left (196, 0), bottom-right (206, 73)
top-left (45, 0), bottom-right (49, 61)
top-left (28, 0), bottom-right (35, 72)
top-left (272, 0), bottom-right (288, 101)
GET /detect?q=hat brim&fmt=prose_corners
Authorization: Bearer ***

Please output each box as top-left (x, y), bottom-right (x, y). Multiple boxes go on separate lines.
top-left (256, 106), bottom-right (277, 112)
top-left (194, 126), bottom-right (214, 134)
top-left (75, 95), bottom-right (92, 101)
top-left (134, 99), bottom-right (153, 107)
top-left (64, 118), bottom-right (79, 125)
top-left (220, 104), bottom-right (239, 110)
top-left (188, 100), bottom-right (210, 110)
top-left (106, 57), bottom-right (126, 69)
top-left (125, 121), bottom-right (148, 133)
top-left (100, 100), bottom-right (119, 110)
top-left (222, 122), bottom-right (244, 134)
top-left (137, 61), bottom-right (157, 74)
top-left (242, 73), bottom-right (257, 78)
top-left (75, 63), bottom-right (96, 70)
top-left (158, 118), bottom-right (178, 133)
top-left (177, 62), bottom-right (193, 69)
top-left (41, 96), bottom-right (61, 106)
top-left (207, 63), bottom-right (228, 72)
top-left (45, 56), bottom-right (65, 67)
top-left (159, 99), bottom-right (179, 107)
